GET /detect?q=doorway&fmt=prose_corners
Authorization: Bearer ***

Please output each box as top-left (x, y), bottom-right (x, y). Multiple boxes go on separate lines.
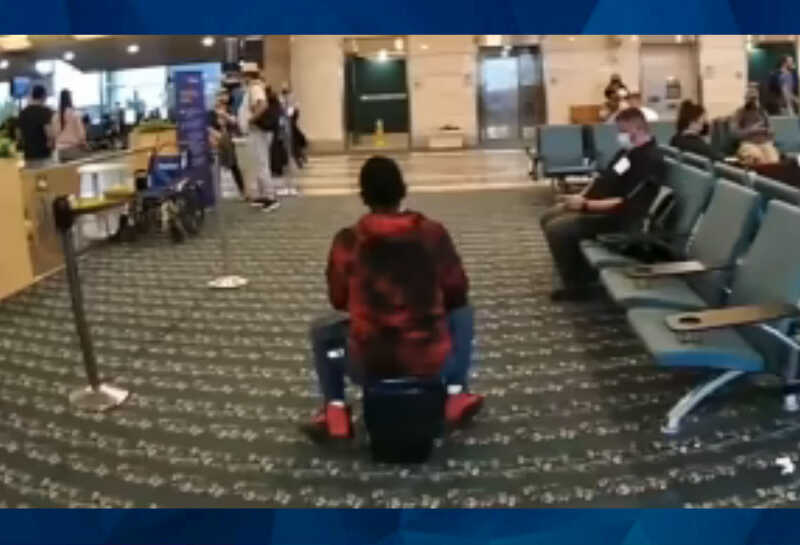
top-left (478, 46), bottom-right (545, 145)
top-left (640, 44), bottom-right (700, 120)
top-left (344, 37), bottom-right (410, 151)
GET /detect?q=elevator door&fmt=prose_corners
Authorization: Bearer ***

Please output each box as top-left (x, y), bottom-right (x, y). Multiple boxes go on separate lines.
top-left (479, 47), bottom-right (545, 144)
top-left (480, 56), bottom-right (519, 141)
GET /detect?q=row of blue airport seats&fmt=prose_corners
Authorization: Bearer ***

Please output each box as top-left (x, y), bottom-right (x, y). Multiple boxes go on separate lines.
top-left (580, 151), bottom-right (800, 434)
top-left (535, 121), bottom-right (676, 191)
top-left (710, 115), bottom-right (800, 157)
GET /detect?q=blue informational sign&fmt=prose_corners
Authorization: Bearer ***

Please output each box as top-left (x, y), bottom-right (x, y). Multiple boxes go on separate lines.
top-left (174, 70), bottom-right (214, 206)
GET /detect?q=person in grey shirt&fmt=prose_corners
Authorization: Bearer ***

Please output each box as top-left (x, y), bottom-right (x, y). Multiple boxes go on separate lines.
top-left (730, 86), bottom-right (780, 165)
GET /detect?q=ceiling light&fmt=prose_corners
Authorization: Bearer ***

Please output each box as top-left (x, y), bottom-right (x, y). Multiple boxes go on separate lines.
top-left (420, 44), bottom-right (429, 50)
top-left (0, 59), bottom-right (8, 70)
top-left (63, 51), bottom-right (75, 61)
top-left (394, 38), bottom-right (404, 51)
top-left (377, 49), bottom-right (388, 62)
top-left (74, 35), bottom-right (107, 40)
top-left (485, 35), bottom-right (502, 47)
top-left (35, 60), bottom-right (54, 75)
top-left (568, 36), bottom-right (576, 42)
top-left (202, 36), bottom-right (215, 47)
top-left (127, 44), bottom-right (140, 54)
top-left (675, 35), bottom-right (683, 43)
top-left (631, 35), bottom-right (639, 42)
top-left (0, 35), bottom-right (31, 51)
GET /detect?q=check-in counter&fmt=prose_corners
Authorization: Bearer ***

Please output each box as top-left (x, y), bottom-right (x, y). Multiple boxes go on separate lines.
top-left (0, 147), bottom-right (156, 301)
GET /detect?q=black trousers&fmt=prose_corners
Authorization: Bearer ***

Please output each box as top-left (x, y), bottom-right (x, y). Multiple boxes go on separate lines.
top-left (540, 204), bottom-right (622, 289)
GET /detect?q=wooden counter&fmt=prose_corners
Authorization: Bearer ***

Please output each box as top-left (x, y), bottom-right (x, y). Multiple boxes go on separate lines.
top-left (0, 158), bottom-right (34, 300)
top-left (1, 147), bottom-right (161, 301)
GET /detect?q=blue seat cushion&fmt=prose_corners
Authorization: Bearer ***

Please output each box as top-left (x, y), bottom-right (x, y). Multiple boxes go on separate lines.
top-left (600, 267), bottom-right (708, 310)
top-left (580, 240), bottom-right (640, 269)
top-left (627, 307), bottom-right (765, 372)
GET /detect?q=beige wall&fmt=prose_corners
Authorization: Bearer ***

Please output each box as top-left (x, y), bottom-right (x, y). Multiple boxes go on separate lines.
top-left (542, 35), bottom-right (640, 124)
top-left (286, 35), bottom-right (763, 151)
top-left (263, 35), bottom-right (291, 90)
top-left (290, 35), bottom-right (345, 152)
top-left (407, 35), bottom-right (478, 148)
top-left (698, 35), bottom-right (747, 119)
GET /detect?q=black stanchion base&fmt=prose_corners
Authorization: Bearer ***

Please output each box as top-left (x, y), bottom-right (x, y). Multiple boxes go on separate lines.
top-left (69, 383), bottom-right (130, 412)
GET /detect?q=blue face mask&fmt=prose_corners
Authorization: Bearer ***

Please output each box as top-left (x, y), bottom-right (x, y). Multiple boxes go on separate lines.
top-left (617, 132), bottom-right (633, 149)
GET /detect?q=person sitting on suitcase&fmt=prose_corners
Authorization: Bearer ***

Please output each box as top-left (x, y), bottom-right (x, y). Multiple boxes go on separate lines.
top-left (303, 156), bottom-right (484, 441)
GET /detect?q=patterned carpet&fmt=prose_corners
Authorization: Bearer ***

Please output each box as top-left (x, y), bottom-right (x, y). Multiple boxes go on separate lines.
top-left (1, 180), bottom-right (800, 507)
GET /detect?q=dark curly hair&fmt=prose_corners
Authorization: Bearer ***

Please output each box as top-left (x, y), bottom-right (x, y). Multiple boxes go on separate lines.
top-left (359, 156), bottom-right (407, 209)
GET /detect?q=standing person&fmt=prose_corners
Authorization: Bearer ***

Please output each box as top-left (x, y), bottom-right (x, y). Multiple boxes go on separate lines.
top-left (302, 156), bottom-right (484, 441)
top-left (50, 89), bottom-right (87, 162)
top-left (267, 90), bottom-right (289, 179)
top-left (604, 74), bottom-right (629, 103)
top-left (279, 85), bottom-right (300, 196)
top-left (769, 55), bottom-right (799, 116)
top-left (238, 65), bottom-right (279, 212)
top-left (540, 108), bottom-right (666, 301)
top-left (670, 100), bottom-right (720, 160)
top-left (208, 91), bottom-right (247, 201)
top-left (730, 87), bottom-right (780, 166)
top-left (17, 84), bottom-right (54, 166)
top-left (290, 108), bottom-right (308, 168)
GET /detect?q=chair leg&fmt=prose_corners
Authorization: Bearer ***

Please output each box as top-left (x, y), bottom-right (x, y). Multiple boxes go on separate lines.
top-left (661, 369), bottom-right (746, 435)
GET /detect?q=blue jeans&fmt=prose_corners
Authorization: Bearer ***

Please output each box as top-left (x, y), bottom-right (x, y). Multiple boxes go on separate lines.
top-left (309, 306), bottom-right (475, 401)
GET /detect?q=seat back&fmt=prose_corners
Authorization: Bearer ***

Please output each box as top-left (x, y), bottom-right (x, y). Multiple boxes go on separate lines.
top-left (538, 124), bottom-right (586, 168)
top-left (650, 121), bottom-right (677, 146)
top-left (660, 158), bottom-right (715, 256)
top-left (363, 377), bottom-right (445, 463)
top-left (714, 162), bottom-right (750, 186)
top-left (711, 117), bottom-right (737, 157)
top-left (682, 151), bottom-right (713, 173)
top-left (659, 144), bottom-right (680, 159)
top-left (770, 116), bottom-right (800, 154)
top-left (729, 201), bottom-right (800, 373)
top-left (686, 180), bottom-right (761, 305)
top-left (590, 123), bottom-right (620, 170)
top-left (752, 174), bottom-right (800, 206)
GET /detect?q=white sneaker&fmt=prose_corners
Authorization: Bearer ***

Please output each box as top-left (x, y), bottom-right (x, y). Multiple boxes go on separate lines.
top-left (262, 200), bottom-right (281, 213)
top-left (276, 187), bottom-right (289, 197)
top-left (288, 187), bottom-right (300, 196)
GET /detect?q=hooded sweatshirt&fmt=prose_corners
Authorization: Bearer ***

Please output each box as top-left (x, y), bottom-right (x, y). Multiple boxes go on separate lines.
top-left (326, 211), bottom-right (468, 378)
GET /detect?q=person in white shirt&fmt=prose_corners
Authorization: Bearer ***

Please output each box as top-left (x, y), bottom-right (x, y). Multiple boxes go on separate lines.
top-left (628, 92), bottom-right (659, 122)
top-left (239, 64), bottom-right (279, 212)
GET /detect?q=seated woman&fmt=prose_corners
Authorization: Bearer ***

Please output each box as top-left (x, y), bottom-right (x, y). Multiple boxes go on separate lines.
top-left (670, 100), bottom-right (722, 161)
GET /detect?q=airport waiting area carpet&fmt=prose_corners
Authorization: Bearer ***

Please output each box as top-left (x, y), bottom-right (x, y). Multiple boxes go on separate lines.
top-left (1, 180), bottom-right (800, 507)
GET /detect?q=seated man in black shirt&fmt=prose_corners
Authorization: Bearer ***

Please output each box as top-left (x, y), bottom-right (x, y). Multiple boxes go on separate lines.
top-left (540, 108), bottom-right (665, 301)
top-left (17, 85), bottom-right (54, 164)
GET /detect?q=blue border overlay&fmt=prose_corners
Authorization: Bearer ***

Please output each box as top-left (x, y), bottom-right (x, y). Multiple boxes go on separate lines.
top-left (1, 0), bottom-right (799, 33)
top-left (1, 509), bottom-right (800, 544)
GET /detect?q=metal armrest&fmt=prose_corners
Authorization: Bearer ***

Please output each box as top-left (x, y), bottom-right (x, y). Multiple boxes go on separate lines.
top-left (624, 260), bottom-right (731, 279)
top-left (666, 303), bottom-right (800, 333)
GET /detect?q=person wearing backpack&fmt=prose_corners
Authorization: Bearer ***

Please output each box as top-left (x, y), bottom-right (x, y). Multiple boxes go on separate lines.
top-left (302, 156), bottom-right (484, 441)
top-left (238, 64), bottom-right (280, 212)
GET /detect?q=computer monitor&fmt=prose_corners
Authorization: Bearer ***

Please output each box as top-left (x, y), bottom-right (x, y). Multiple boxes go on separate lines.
top-left (11, 77), bottom-right (31, 99)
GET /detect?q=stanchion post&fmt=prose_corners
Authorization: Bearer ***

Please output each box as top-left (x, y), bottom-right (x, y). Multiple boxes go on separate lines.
top-left (208, 151), bottom-right (248, 289)
top-left (52, 197), bottom-right (129, 412)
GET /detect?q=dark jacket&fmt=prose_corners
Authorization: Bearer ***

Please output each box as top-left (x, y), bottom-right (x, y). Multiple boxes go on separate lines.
top-left (670, 132), bottom-right (722, 161)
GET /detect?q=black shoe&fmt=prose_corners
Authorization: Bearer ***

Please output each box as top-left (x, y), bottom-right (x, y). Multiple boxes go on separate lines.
top-left (262, 199), bottom-right (281, 213)
top-left (549, 284), bottom-right (604, 302)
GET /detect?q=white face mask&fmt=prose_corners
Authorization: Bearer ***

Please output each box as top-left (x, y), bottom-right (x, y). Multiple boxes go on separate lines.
top-left (617, 132), bottom-right (633, 149)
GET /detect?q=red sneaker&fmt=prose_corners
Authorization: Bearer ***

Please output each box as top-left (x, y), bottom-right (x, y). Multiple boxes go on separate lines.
top-left (445, 393), bottom-right (484, 427)
top-left (300, 402), bottom-right (353, 442)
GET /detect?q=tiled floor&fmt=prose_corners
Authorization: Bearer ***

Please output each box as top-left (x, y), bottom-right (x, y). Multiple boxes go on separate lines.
top-left (1, 151), bottom-right (799, 507)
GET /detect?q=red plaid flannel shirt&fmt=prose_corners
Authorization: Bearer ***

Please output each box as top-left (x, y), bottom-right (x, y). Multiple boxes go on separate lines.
top-left (326, 211), bottom-right (468, 377)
